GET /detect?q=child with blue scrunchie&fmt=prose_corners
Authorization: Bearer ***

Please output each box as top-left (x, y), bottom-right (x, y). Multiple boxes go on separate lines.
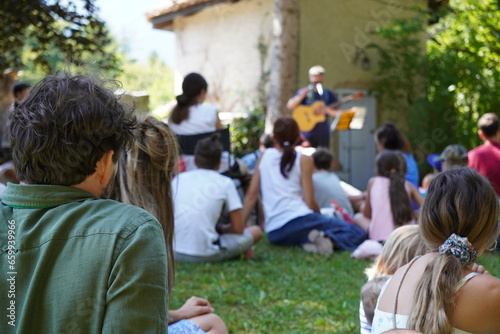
top-left (371, 167), bottom-right (500, 334)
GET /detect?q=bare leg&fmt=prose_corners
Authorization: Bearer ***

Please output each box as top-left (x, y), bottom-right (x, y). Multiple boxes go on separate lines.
top-left (189, 313), bottom-right (228, 334)
top-left (243, 225), bottom-right (263, 259)
top-left (245, 225), bottom-right (263, 243)
top-left (353, 212), bottom-right (370, 233)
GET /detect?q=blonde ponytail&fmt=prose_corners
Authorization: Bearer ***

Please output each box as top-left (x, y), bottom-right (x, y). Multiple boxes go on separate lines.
top-left (408, 254), bottom-right (462, 334)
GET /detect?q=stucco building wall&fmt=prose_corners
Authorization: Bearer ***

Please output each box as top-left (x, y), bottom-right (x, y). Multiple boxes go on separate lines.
top-left (172, 0), bottom-right (273, 114)
top-left (169, 0), bottom-right (425, 118)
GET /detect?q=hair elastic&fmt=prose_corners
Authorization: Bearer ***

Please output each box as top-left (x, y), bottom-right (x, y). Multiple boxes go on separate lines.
top-left (283, 141), bottom-right (290, 147)
top-left (438, 233), bottom-right (478, 265)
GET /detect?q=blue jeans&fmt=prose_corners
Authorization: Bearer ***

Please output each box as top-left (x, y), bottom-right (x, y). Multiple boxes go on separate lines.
top-left (267, 213), bottom-right (367, 251)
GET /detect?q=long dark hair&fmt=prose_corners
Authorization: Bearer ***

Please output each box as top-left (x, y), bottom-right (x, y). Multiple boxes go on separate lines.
top-left (376, 150), bottom-right (413, 226)
top-left (375, 121), bottom-right (412, 153)
top-left (169, 73), bottom-right (207, 124)
top-left (273, 117), bottom-right (300, 178)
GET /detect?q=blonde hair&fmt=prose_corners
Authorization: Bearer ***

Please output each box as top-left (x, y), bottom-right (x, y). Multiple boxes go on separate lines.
top-left (362, 275), bottom-right (391, 325)
top-left (408, 167), bottom-right (500, 334)
top-left (366, 225), bottom-right (427, 279)
top-left (111, 116), bottom-right (178, 291)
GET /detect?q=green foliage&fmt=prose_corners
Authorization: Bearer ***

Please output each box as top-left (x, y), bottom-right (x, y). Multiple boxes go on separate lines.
top-left (116, 53), bottom-right (175, 112)
top-left (1, 0), bottom-right (117, 73)
top-left (231, 108), bottom-right (266, 157)
top-left (426, 0), bottom-right (500, 149)
top-left (19, 40), bottom-right (174, 113)
top-left (370, 0), bottom-right (500, 174)
top-left (19, 25), bottom-right (122, 85)
top-left (172, 237), bottom-right (500, 333)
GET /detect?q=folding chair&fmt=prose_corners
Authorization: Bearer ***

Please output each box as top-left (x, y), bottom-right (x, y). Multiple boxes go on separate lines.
top-left (175, 127), bottom-right (231, 155)
top-left (175, 127), bottom-right (233, 173)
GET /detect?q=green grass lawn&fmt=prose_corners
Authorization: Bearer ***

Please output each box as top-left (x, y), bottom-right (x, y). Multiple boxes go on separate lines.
top-left (171, 237), bottom-right (500, 334)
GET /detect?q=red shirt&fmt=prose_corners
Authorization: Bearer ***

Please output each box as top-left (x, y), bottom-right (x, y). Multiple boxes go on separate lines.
top-left (468, 140), bottom-right (500, 196)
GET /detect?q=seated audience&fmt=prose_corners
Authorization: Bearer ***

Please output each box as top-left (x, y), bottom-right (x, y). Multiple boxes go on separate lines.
top-left (1, 82), bottom-right (31, 162)
top-left (0, 74), bottom-right (168, 333)
top-left (359, 225), bottom-right (428, 334)
top-left (374, 122), bottom-right (419, 188)
top-left (372, 168), bottom-right (500, 334)
top-left (311, 147), bottom-right (354, 217)
top-left (240, 133), bottom-right (273, 174)
top-left (111, 116), bottom-right (228, 334)
top-left (242, 117), bottom-right (366, 255)
top-left (353, 151), bottom-right (423, 244)
top-left (173, 134), bottom-right (262, 262)
top-left (468, 112), bottom-right (500, 196)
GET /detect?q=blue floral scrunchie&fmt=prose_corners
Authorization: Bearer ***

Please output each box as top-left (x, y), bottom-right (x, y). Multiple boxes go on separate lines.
top-left (438, 233), bottom-right (478, 265)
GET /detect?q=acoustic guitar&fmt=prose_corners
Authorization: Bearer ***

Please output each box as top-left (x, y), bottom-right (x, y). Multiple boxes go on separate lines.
top-left (292, 91), bottom-right (364, 132)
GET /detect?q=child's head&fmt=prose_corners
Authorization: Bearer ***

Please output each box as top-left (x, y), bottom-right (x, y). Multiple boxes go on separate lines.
top-left (194, 133), bottom-right (222, 170)
top-left (376, 150), bottom-right (407, 177)
top-left (366, 225), bottom-right (427, 279)
top-left (421, 173), bottom-right (434, 190)
top-left (375, 151), bottom-right (413, 227)
top-left (361, 275), bottom-right (391, 325)
top-left (312, 147), bottom-right (332, 170)
top-left (260, 133), bottom-right (273, 149)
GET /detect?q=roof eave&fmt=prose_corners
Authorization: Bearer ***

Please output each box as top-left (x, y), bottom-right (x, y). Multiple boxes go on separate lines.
top-left (149, 0), bottom-right (238, 31)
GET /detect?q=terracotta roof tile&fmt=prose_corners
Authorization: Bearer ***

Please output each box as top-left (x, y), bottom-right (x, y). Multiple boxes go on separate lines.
top-left (145, 0), bottom-right (218, 21)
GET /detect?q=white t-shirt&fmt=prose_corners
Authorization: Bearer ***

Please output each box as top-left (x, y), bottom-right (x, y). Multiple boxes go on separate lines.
top-left (168, 103), bottom-right (218, 135)
top-left (259, 148), bottom-right (312, 233)
top-left (172, 169), bottom-right (242, 256)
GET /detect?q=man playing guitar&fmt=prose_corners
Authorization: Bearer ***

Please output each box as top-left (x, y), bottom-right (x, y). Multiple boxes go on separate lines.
top-left (286, 65), bottom-right (339, 148)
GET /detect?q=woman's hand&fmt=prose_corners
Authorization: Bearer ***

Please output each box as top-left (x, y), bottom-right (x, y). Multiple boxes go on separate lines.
top-left (468, 263), bottom-right (489, 275)
top-left (168, 296), bottom-right (214, 324)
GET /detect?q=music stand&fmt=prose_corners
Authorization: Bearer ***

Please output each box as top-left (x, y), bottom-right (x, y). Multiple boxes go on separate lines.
top-left (330, 107), bottom-right (367, 183)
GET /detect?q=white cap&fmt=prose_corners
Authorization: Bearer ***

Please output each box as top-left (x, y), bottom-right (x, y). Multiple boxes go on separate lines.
top-left (309, 65), bottom-right (325, 76)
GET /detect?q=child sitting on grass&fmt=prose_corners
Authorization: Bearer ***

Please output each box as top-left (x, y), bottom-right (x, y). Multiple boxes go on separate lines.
top-left (372, 168), bottom-right (499, 333)
top-left (311, 147), bottom-right (354, 218)
top-left (360, 225), bottom-right (428, 334)
top-left (353, 150), bottom-right (423, 243)
top-left (173, 134), bottom-right (262, 262)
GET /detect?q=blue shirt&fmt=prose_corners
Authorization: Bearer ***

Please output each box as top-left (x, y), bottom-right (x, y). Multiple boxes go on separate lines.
top-left (295, 87), bottom-right (338, 138)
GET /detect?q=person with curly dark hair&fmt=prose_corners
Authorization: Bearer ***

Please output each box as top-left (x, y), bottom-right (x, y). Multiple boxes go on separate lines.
top-left (0, 73), bottom-right (169, 333)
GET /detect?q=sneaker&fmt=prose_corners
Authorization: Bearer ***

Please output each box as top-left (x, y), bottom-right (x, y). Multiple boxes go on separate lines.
top-left (302, 229), bottom-right (334, 255)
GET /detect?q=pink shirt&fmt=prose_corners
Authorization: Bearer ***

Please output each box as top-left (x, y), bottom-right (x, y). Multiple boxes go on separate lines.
top-left (369, 176), bottom-right (414, 241)
top-left (468, 141), bottom-right (500, 196)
